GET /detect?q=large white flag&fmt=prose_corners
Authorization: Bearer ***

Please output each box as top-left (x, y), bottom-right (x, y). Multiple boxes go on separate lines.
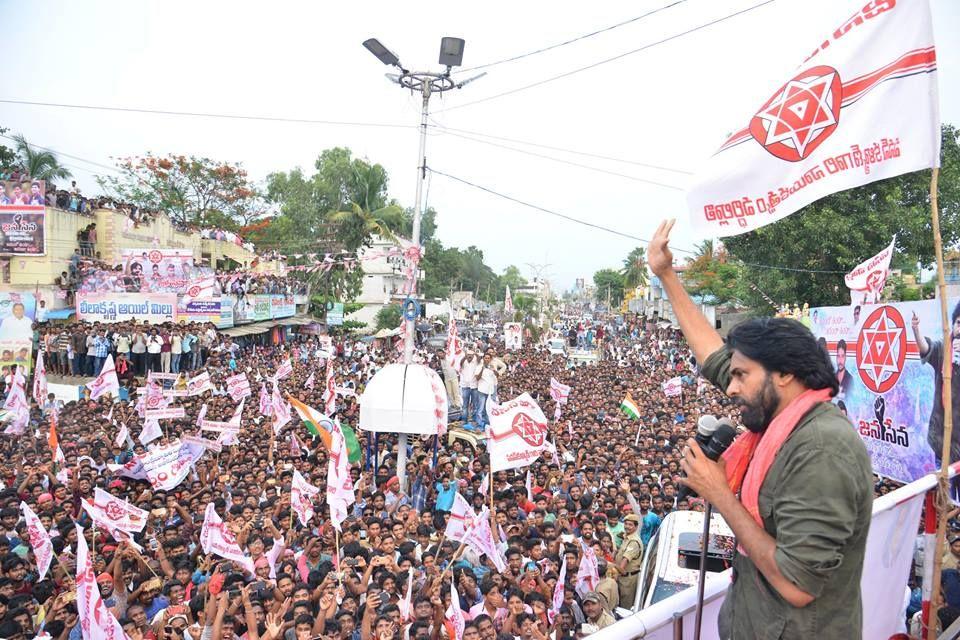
top-left (446, 581), bottom-right (466, 640)
top-left (140, 439), bottom-right (204, 491)
top-left (33, 350), bottom-right (48, 407)
top-left (187, 371), bottom-right (214, 396)
top-left (486, 393), bottom-right (555, 472)
top-left (445, 316), bottom-right (465, 373)
top-left (76, 525), bottom-right (127, 640)
top-left (271, 383), bottom-right (291, 435)
top-left (688, 0), bottom-right (939, 237)
top-left (181, 275), bottom-right (217, 306)
top-left (462, 508), bottom-right (507, 572)
top-left (846, 236), bottom-right (896, 304)
top-left (3, 367), bottom-right (29, 435)
top-left (200, 503), bottom-right (255, 574)
top-left (662, 376), bottom-right (683, 398)
top-left (291, 469), bottom-right (321, 527)
top-left (226, 372), bottom-right (251, 401)
top-left (504, 285), bottom-right (514, 315)
top-left (575, 540), bottom-right (600, 596)
top-left (84, 488), bottom-right (148, 533)
top-left (326, 420), bottom-right (355, 531)
top-left (273, 358), bottom-right (293, 381)
top-left (20, 502), bottom-right (53, 580)
top-left (87, 354), bottom-right (120, 400)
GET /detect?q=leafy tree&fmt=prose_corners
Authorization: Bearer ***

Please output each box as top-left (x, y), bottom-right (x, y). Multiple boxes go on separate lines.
top-left (621, 247), bottom-right (648, 289)
top-left (375, 304), bottom-right (402, 330)
top-left (682, 240), bottom-right (746, 305)
top-left (724, 124), bottom-right (960, 308)
top-left (593, 269), bottom-right (625, 306)
top-left (329, 202), bottom-right (405, 252)
top-left (98, 153), bottom-right (265, 227)
top-left (13, 134), bottom-right (72, 182)
top-left (0, 127), bottom-right (18, 170)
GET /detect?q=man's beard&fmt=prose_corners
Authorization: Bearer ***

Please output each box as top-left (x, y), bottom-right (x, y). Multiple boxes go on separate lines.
top-left (737, 374), bottom-right (780, 433)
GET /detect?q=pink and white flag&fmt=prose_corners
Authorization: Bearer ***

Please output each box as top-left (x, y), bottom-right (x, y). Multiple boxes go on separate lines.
top-left (226, 372), bottom-right (251, 401)
top-left (3, 367), bottom-right (29, 435)
top-left (75, 525), bottom-right (127, 640)
top-left (187, 371), bottom-right (214, 396)
top-left (181, 275), bottom-right (217, 305)
top-left (846, 235), bottom-right (896, 304)
top-left (549, 555), bottom-right (568, 624)
top-left (85, 487), bottom-right (148, 533)
top-left (114, 423), bottom-right (129, 448)
top-left (20, 502), bottom-right (53, 580)
top-left (271, 383), bottom-right (291, 435)
top-left (326, 420), bottom-right (355, 531)
top-left (398, 569), bottom-right (414, 623)
top-left (304, 372), bottom-right (315, 390)
top-left (273, 359), bottom-right (293, 381)
top-left (196, 403), bottom-right (208, 428)
top-left (662, 376), bottom-right (683, 398)
top-left (32, 351), bottom-right (48, 407)
top-left (444, 493), bottom-right (477, 543)
top-left (688, 0), bottom-right (939, 237)
top-left (323, 359), bottom-right (336, 415)
top-left (575, 540), bottom-right (600, 596)
top-left (446, 581), bottom-right (466, 640)
top-left (445, 317), bottom-right (465, 373)
top-left (139, 418), bottom-right (163, 445)
top-left (462, 508), bottom-right (507, 572)
top-left (486, 393), bottom-right (555, 472)
top-left (259, 383), bottom-right (273, 417)
top-left (141, 439), bottom-right (204, 491)
top-left (86, 354), bottom-right (119, 400)
top-left (200, 503), bottom-right (255, 574)
top-left (291, 469), bottom-right (321, 527)
top-left (549, 377), bottom-right (571, 403)
top-left (504, 285), bottom-right (514, 315)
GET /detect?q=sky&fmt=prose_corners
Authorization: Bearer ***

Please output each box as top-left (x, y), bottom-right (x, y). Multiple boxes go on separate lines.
top-left (1, 0), bottom-right (958, 292)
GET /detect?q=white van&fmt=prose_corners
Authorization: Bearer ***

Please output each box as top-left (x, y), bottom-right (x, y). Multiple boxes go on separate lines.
top-left (618, 510), bottom-right (735, 615)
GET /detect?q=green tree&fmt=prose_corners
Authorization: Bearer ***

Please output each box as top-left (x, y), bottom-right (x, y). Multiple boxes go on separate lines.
top-left (97, 153), bottom-right (264, 227)
top-left (329, 202), bottom-right (405, 252)
top-left (593, 269), bottom-right (625, 306)
top-left (375, 304), bottom-right (402, 330)
top-left (724, 124), bottom-right (960, 308)
top-left (13, 134), bottom-right (72, 182)
top-left (0, 128), bottom-right (18, 170)
top-left (621, 247), bottom-right (648, 289)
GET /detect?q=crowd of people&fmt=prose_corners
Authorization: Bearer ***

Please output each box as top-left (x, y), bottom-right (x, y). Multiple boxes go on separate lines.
top-left (0, 303), bottom-right (931, 640)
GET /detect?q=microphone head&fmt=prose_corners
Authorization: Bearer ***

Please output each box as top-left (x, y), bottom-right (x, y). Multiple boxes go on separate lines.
top-left (696, 415), bottom-right (719, 437)
top-left (703, 424), bottom-right (738, 459)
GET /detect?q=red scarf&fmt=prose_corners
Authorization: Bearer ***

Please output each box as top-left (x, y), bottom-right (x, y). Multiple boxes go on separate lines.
top-left (722, 388), bottom-right (833, 531)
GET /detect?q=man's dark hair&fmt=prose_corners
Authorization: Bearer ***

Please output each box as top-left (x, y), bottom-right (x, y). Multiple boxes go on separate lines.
top-left (726, 318), bottom-right (839, 396)
top-left (952, 300), bottom-right (960, 325)
top-left (836, 338), bottom-right (846, 352)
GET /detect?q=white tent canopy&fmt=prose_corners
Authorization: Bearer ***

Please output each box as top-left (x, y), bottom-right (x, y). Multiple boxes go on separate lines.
top-left (359, 363), bottom-right (448, 435)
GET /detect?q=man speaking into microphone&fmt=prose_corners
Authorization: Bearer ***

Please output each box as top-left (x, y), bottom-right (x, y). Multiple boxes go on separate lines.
top-left (648, 220), bottom-right (873, 639)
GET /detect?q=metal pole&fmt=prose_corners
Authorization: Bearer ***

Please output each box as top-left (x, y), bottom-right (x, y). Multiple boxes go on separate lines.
top-left (693, 503), bottom-right (712, 640)
top-left (397, 80), bottom-right (431, 492)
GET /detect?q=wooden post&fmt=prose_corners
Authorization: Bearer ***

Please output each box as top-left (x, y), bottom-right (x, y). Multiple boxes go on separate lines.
top-left (926, 167), bottom-right (955, 640)
top-left (335, 529), bottom-right (343, 589)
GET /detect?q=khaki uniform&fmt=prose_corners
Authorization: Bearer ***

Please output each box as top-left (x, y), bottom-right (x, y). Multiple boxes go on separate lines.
top-left (614, 531), bottom-right (644, 609)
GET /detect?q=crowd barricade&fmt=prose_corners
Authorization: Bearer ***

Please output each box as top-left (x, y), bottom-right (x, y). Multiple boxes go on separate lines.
top-left (590, 462), bottom-right (960, 640)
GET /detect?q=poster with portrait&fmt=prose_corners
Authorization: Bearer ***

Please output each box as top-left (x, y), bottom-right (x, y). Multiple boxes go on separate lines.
top-left (0, 179), bottom-right (45, 256)
top-left (0, 292), bottom-right (36, 373)
top-left (503, 322), bottom-right (522, 351)
top-left (809, 298), bottom-right (960, 484)
top-left (119, 248), bottom-right (213, 294)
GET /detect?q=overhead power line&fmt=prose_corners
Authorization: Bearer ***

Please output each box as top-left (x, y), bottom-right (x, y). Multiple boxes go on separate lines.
top-left (0, 99), bottom-right (417, 130)
top-left (429, 121), bottom-right (693, 175)
top-left (427, 167), bottom-right (849, 274)
top-left (458, 1), bottom-right (688, 72)
top-left (437, 0), bottom-right (778, 114)
top-left (435, 128), bottom-right (686, 191)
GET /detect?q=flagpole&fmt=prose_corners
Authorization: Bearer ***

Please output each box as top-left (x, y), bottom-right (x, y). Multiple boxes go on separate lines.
top-left (335, 529), bottom-right (343, 589)
top-left (926, 167), bottom-right (955, 640)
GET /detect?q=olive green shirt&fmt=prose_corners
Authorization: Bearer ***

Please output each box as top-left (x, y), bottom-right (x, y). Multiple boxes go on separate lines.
top-left (702, 347), bottom-right (873, 640)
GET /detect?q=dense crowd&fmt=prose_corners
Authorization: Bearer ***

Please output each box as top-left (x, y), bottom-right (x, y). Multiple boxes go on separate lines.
top-left (0, 312), bottom-right (925, 640)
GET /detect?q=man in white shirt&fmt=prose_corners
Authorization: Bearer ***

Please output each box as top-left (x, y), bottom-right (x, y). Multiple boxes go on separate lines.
top-left (476, 354), bottom-right (498, 428)
top-left (0, 302), bottom-right (34, 341)
top-left (460, 352), bottom-right (479, 426)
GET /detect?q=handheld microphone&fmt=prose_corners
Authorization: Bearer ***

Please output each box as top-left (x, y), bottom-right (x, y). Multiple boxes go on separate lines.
top-left (677, 422), bottom-right (737, 502)
top-left (693, 415), bottom-right (719, 450)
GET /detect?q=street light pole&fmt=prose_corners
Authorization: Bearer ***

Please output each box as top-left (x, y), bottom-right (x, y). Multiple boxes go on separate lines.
top-left (364, 36), bottom-right (484, 489)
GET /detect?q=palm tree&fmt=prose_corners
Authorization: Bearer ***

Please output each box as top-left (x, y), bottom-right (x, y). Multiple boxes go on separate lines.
top-left (13, 134), bottom-right (72, 182)
top-left (691, 239), bottom-right (715, 264)
top-left (621, 246), bottom-right (648, 289)
top-left (328, 201), bottom-right (405, 251)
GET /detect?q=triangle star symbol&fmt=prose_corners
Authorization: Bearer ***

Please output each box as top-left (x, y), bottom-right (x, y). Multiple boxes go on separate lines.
top-left (759, 71), bottom-right (838, 156)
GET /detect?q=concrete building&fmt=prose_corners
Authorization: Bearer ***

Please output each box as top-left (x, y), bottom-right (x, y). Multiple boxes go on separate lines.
top-left (348, 235), bottom-right (417, 329)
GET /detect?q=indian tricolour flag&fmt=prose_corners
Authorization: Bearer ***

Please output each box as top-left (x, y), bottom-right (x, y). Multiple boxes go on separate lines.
top-left (620, 393), bottom-right (640, 420)
top-left (289, 397), bottom-right (333, 451)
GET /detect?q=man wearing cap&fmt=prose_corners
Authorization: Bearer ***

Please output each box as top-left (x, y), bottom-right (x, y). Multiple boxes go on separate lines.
top-left (614, 514), bottom-right (644, 609)
top-left (581, 591), bottom-right (616, 629)
top-left (944, 534), bottom-right (960, 571)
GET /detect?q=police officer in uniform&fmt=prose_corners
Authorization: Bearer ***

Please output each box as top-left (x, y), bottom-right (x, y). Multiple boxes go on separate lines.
top-left (614, 513), bottom-right (644, 609)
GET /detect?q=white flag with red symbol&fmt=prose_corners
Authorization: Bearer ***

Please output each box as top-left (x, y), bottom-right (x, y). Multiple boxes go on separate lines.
top-left (271, 383), bottom-right (291, 435)
top-left (445, 316), bottom-right (465, 373)
top-left (322, 358), bottom-right (336, 415)
top-left (486, 393), bottom-right (555, 472)
top-left (575, 540), bottom-right (600, 596)
top-left (83, 487), bottom-right (148, 533)
top-left (75, 525), bottom-right (127, 640)
top-left (32, 350), bottom-right (48, 407)
top-left (181, 275), bottom-right (217, 306)
top-left (846, 236), bottom-right (896, 304)
top-left (3, 367), bottom-right (29, 435)
top-left (273, 358), bottom-right (293, 381)
top-left (187, 371), bottom-right (214, 396)
top-left (504, 285), bottom-right (514, 315)
top-left (20, 502), bottom-right (53, 580)
top-left (446, 581), bottom-right (466, 640)
top-left (304, 372), bottom-right (315, 390)
top-left (462, 507), bottom-right (507, 572)
top-left (549, 555), bottom-right (568, 624)
top-left (688, 0), bottom-right (939, 237)
top-left (662, 376), bottom-right (683, 398)
top-left (86, 354), bottom-right (120, 400)
top-left (259, 383), bottom-right (273, 417)
top-left (226, 372), bottom-right (251, 401)
top-left (200, 503), bottom-right (255, 574)
top-left (444, 492), bottom-right (477, 542)
top-left (291, 469), bottom-right (321, 527)
top-left (326, 420), bottom-right (355, 531)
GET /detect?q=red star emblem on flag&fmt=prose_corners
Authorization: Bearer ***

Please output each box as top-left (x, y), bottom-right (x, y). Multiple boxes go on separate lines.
top-left (856, 306), bottom-right (907, 394)
top-left (749, 65), bottom-right (843, 162)
top-left (512, 412), bottom-right (546, 447)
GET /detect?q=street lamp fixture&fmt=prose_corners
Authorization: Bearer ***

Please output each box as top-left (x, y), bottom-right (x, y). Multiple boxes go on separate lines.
top-left (362, 38), bottom-right (401, 68)
top-left (438, 37), bottom-right (465, 68)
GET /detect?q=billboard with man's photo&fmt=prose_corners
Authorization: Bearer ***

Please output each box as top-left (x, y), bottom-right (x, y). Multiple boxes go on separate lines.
top-left (0, 292), bottom-right (36, 373)
top-left (0, 179), bottom-right (45, 255)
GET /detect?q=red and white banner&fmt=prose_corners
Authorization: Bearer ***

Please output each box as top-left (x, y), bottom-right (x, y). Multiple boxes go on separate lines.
top-left (326, 420), bottom-right (355, 531)
top-left (486, 393), bottom-right (555, 472)
top-left (32, 350), bottom-right (47, 407)
top-left (575, 540), bottom-right (600, 596)
top-left (182, 434), bottom-right (223, 453)
top-left (444, 493), bottom-right (477, 542)
top-left (144, 406), bottom-right (186, 420)
top-left (3, 368), bottom-right (29, 435)
top-left (688, 0), bottom-right (940, 237)
top-left (846, 236), bottom-right (896, 304)
top-left (86, 354), bottom-right (119, 400)
top-left (226, 372), bottom-right (251, 401)
top-left (181, 275), bottom-right (217, 306)
top-left (445, 316), bottom-right (465, 373)
top-left (200, 420), bottom-right (240, 433)
top-left (141, 439), bottom-right (204, 491)
top-left (273, 358), bottom-right (293, 381)
top-left (75, 525), bottom-right (127, 640)
top-left (187, 371), bottom-right (214, 396)
top-left (20, 502), bottom-right (53, 580)
top-left (291, 469), bottom-right (321, 527)
top-left (550, 556), bottom-right (567, 624)
top-left (549, 377), bottom-right (571, 403)
top-left (82, 488), bottom-right (148, 547)
top-left (662, 376), bottom-right (683, 398)
top-left (200, 503), bottom-right (255, 574)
